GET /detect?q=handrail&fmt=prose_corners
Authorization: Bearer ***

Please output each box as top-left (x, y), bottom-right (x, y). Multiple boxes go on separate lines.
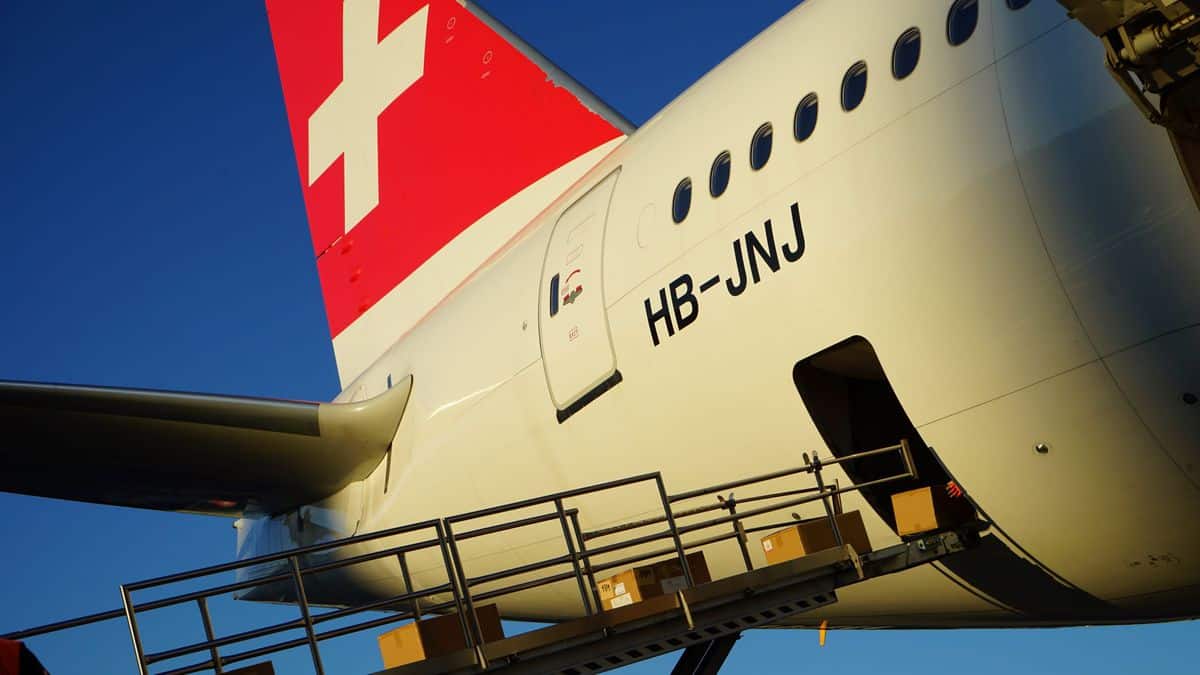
top-left (143, 617), bottom-right (306, 665)
top-left (298, 535), bottom-right (443, 576)
top-left (4, 440), bottom-right (921, 675)
top-left (454, 508), bottom-right (578, 541)
top-left (133, 571), bottom-right (294, 614)
top-left (446, 472), bottom-right (662, 523)
top-left (1, 607), bottom-right (127, 641)
top-left (124, 517), bottom-right (444, 591)
top-left (668, 463), bottom-right (819, 503)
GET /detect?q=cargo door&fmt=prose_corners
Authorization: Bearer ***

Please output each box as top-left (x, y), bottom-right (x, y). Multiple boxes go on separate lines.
top-left (539, 169), bottom-right (622, 422)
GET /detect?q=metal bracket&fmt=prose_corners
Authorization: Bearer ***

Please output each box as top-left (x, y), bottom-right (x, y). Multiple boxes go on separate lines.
top-left (679, 590), bottom-right (695, 631)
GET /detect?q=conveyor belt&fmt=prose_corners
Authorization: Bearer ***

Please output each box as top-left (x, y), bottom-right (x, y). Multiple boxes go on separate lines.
top-left (376, 532), bottom-right (974, 675)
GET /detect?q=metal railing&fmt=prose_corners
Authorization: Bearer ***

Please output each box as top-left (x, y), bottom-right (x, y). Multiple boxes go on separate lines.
top-left (124, 518), bottom-right (464, 675)
top-left (3, 440), bottom-right (920, 675)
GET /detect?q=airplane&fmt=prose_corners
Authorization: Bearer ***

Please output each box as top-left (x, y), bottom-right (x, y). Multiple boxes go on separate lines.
top-left (3, 0), bottom-right (1200, 659)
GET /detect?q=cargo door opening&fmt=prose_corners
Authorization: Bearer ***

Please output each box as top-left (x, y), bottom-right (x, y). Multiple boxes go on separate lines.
top-left (792, 337), bottom-right (952, 532)
top-left (794, 338), bottom-right (1120, 617)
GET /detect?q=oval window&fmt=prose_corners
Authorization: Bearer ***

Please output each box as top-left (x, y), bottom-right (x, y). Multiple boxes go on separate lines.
top-left (1006, 0), bottom-right (1031, 9)
top-left (892, 28), bottom-right (921, 80)
top-left (750, 123), bottom-right (773, 171)
top-left (710, 151), bottom-right (731, 198)
top-left (841, 61), bottom-right (868, 112)
top-left (947, 0), bottom-right (979, 46)
top-left (793, 93), bottom-right (819, 142)
top-left (672, 178), bottom-right (692, 224)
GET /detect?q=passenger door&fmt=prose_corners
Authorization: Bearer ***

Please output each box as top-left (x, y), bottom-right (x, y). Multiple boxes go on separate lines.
top-left (538, 169), bottom-right (622, 421)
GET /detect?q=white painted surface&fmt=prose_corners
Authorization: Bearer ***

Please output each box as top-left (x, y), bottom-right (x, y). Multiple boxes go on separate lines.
top-left (308, 1), bottom-right (428, 234)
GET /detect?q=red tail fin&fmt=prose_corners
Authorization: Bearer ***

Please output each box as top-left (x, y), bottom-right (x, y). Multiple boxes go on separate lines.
top-left (266, 0), bottom-right (624, 379)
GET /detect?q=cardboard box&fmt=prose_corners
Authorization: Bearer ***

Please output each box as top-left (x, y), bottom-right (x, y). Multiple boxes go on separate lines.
top-left (892, 485), bottom-right (975, 536)
top-left (378, 604), bottom-right (504, 668)
top-left (597, 551), bottom-right (711, 611)
top-left (760, 510), bottom-right (872, 566)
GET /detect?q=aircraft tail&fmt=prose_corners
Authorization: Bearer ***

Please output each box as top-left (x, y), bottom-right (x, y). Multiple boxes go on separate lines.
top-left (265, 0), bottom-right (629, 385)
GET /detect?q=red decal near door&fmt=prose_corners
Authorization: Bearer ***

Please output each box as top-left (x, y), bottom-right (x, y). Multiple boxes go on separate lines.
top-left (562, 269), bottom-right (583, 306)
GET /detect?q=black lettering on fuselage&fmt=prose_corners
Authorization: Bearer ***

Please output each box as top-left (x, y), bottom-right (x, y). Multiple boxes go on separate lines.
top-left (646, 201), bottom-right (805, 346)
top-left (645, 275), bottom-right (700, 347)
top-left (782, 202), bottom-right (805, 262)
top-left (745, 219), bottom-right (780, 283)
top-left (644, 289), bottom-right (674, 346)
top-left (669, 274), bottom-right (699, 331)
top-left (726, 240), bottom-right (748, 297)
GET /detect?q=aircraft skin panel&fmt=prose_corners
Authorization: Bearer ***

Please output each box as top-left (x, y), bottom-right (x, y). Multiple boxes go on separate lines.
top-left (990, 0), bottom-right (1071, 59)
top-left (1105, 325), bottom-right (1200, 492)
top-left (919, 360), bottom-right (1200, 605)
top-left (328, 137), bottom-right (624, 385)
top-left (607, 64), bottom-right (1097, 431)
top-left (998, 22), bottom-right (1200, 360)
top-left (230, 0), bottom-right (1200, 628)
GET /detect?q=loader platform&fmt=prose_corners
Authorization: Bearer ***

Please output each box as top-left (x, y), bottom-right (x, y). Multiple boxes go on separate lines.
top-left (3, 440), bottom-right (984, 675)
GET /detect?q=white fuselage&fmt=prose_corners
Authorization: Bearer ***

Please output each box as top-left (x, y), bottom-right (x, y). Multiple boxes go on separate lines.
top-left (239, 0), bottom-right (1200, 627)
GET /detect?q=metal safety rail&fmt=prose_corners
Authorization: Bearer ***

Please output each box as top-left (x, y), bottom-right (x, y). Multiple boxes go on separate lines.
top-left (2, 440), bottom-right (980, 675)
top-left (36, 519), bottom-right (468, 675)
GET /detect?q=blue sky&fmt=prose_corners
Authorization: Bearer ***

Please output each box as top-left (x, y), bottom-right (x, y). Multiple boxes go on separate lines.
top-left (0, 0), bottom-right (1194, 673)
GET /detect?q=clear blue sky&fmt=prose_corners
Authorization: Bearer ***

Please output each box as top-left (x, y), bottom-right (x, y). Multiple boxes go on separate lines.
top-left (0, 1), bottom-right (1194, 673)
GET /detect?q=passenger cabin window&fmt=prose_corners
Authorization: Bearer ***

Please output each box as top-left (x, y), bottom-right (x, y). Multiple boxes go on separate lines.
top-left (793, 94), bottom-right (818, 142)
top-left (1006, 0), bottom-right (1031, 9)
top-left (710, 151), bottom-right (731, 197)
top-left (672, 177), bottom-right (692, 223)
top-left (841, 61), bottom-right (868, 112)
top-left (750, 123), bottom-right (773, 170)
top-left (947, 0), bottom-right (979, 46)
top-left (892, 28), bottom-right (921, 80)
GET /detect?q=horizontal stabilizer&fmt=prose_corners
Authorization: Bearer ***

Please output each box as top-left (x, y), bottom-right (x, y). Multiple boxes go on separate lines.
top-left (0, 377), bottom-right (412, 516)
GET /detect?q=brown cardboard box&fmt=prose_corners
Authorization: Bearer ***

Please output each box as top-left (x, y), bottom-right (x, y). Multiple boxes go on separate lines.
top-left (378, 604), bottom-right (504, 668)
top-left (760, 510), bottom-right (872, 566)
top-left (892, 485), bottom-right (975, 536)
top-left (597, 551), bottom-right (711, 611)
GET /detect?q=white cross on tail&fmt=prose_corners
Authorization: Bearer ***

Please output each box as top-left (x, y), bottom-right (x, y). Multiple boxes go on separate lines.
top-left (308, 1), bottom-right (429, 234)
